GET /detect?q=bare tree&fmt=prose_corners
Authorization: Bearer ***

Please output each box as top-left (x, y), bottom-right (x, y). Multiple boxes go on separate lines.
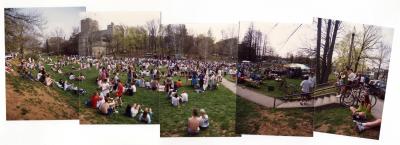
top-left (5, 8), bottom-right (45, 58)
top-left (315, 18), bottom-right (341, 84)
top-left (146, 19), bottom-right (159, 54)
top-left (371, 43), bottom-right (391, 79)
top-left (51, 27), bottom-right (65, 55)
top-left (353, 25), bottom-right (382, 71)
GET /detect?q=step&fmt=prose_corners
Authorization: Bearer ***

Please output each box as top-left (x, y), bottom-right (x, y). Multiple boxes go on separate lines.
top-left (322, 96), bottom-right (331, 105)
top-left (330, 95), bottom-right (338, 103)
top-left (314, 97), bottom-right (324, 107)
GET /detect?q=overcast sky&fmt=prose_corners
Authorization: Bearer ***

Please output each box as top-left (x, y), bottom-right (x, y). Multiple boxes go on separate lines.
top-left (33, 9), bottom-right (394, 68)
top-left (23, 7), bottom-right (86, 38)
top-left (239, 21), bottom-right (314, 57)
top-left (82, 11), bottom-right (161, 30)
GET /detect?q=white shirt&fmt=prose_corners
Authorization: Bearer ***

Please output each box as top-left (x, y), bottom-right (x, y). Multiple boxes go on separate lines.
top-left (131, 107), bottom-right (139, 117)
top-left (199, 115), bottom-right (209, 128)
top-left (181, 93), bottom-right (188, 102)
top-left (101, 82), bottom-right (110, 94)
top-left (69, 75), bottom-right (75, 80)
top-left (131, 85), bottom-right (137, 92)
top-left (171, 97), bottom-right (180, 106)
top-left (309, 76), bottom-right (316, 87)
top-left (348, 72), bottom-right (356, 81)
top-left (300, 79), bottom-right (312, 93)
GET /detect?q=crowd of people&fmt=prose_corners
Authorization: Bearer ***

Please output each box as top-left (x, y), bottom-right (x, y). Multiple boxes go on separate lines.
top-left (8, 54), bottom-right (86, 95)
top-left (78, 55), bottom-right (235, 127)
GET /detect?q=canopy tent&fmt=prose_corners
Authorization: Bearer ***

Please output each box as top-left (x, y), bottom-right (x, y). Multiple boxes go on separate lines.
top-left (283, 63), bottom-right (310, 70)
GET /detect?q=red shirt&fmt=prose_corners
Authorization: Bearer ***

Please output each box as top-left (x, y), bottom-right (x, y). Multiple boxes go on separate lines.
top-left (90, 94), bottom-right (100, 108)
top-left (176, 81), bottom-right (182, 88)
top-left (116, 83), bottom-right (124, 97)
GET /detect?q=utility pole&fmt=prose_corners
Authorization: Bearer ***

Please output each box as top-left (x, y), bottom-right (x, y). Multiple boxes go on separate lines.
top-left (237, 21), bottom-right (240, 61)
top-left (348, 32), bottom-right (355, 67)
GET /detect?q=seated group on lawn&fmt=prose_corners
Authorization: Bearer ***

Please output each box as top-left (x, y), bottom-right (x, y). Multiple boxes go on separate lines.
top-left (187, 108), bottom-right (209, 136)
top-left (83, 60), bottom-right (155, 123)
top-left (13, 55), bottom-right (86, 95)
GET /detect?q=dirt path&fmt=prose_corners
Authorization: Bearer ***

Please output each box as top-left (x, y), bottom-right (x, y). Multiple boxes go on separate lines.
top-left (6, 76), bottom-right (78, 120)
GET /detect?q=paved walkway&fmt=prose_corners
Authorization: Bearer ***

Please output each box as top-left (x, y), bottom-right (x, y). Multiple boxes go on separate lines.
top-left (371, 98), bottom-right (384, 119)
top-left (221, 78), bottom-right (384, 118)
top-left (221, 78), bottom-right (283, 108)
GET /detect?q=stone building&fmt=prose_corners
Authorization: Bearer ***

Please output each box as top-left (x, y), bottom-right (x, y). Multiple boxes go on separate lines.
top-left (78, 18), bottom-right (114, 57)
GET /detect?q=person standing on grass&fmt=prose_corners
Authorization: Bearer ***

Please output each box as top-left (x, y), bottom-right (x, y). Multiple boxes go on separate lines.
top-left (199, 72), bottom-right (205, 91)
top-left (100, 79), bottom-right (110, 97)
top-left (309, 72), bottom-right (316, 89)
top-left (300, 75), bottom-right (312, 105)
top-left (116, 79), bottom-right (124, 106)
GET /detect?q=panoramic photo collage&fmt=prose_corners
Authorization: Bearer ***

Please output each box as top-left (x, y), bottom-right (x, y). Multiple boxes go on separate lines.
top-left (4, 7), bottom-right (393, 139)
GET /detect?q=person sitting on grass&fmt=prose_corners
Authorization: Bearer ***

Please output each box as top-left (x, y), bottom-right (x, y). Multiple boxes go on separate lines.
top-left (63, 80), bottom-right (73, 91)
top-left (199, 109), bottom-right (209, 130)
top-left (300, 75), bottom-right (312, 105)
top-left (69, 72), bottom-right (75, 80)
top-left (187, 109), bottom-right (201, 136)
top-left (36, 71), bottom-right (43, 81)
top-left (99, 97), bottom-right (116, 115)
top-left (180, 91), bottom-right (188, 103)
top-left (125, 83), bottom-right (136, 96)
top-left (350, 92), bottom-right (372, 122)
top-left (171, 93), bottom-right (180, 107)
top-left (56, 79), bottom-right (65, 89)
top-left (145, 81), bottom-right (151, 89)
top-left (44, 74), bottom-right (53, 87)
top-left (139, 107), bottom-right (153, 124)
top-left (150, 79), bottom-right (159, 91)
top-left (354, 118), bottom-right (382, 133)
top-left (76, 73), bottom-right (85, 81)
top-left (125, 103), bottom-right (141, 118)
top-left (85, 91), bottom-right (100, 109)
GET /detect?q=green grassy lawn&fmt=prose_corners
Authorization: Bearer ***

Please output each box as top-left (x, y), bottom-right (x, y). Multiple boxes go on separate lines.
top-left (236, 97), bottom-right (313, 136)
top-left (43, 62), bottom-right (81, 110)
top-left (10, 58), bottom-right (81, 111)
top-left (160, 83), bottom-right (237, 137)
top-left (6, 58), bottom-right (80, 119)
top-left (239, 78), bottom-right (302, 98)
top-left (79, 67), bottom-right (160, 124)
top-left (314, 105), bottom-right (380, 139)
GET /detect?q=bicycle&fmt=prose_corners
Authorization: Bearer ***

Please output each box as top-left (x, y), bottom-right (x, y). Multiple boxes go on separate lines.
top-left (339, 83), bottom-right (377, 108)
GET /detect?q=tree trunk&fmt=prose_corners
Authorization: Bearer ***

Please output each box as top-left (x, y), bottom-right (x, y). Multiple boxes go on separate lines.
top-left (321, 19), bottom-right (332, 83)
top-left (325, 20), bottom-right (340, 82)
top-left (316, 18), bottom-right (322, 84)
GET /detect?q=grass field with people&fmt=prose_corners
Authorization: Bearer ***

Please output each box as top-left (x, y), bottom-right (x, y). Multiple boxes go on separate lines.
top-left (159, 78), bottom-right (237, 137)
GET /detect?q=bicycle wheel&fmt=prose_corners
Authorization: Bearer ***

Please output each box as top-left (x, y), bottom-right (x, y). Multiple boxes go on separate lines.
top-left (340, 92), bottom-right (354, 107)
